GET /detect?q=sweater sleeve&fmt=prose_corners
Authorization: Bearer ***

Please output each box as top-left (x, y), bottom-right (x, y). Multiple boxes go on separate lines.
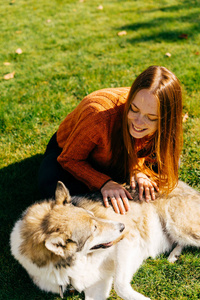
top-left (57, 107), bottom-right (112, 190)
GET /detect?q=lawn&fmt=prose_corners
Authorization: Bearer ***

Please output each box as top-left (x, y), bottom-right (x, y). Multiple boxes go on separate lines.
top-left (0, 0), bottom-right (199, 299)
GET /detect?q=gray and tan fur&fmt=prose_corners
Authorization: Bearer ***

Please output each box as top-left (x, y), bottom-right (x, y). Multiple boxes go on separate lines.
top-left (10, 181), bottom-right (200, 300)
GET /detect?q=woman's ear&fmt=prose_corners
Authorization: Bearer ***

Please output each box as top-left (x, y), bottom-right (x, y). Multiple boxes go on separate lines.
top-left (55, 181), bottom-right (71, 205)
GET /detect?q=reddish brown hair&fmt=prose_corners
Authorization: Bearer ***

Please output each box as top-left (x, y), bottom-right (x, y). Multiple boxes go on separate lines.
top-left (122, 66), bottom-right (183, 193)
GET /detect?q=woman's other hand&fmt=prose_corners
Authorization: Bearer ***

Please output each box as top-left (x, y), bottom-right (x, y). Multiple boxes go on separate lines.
top-left (130, 173), bottom-right (159, 202)
top-left (101, 180), bottom-right (132, 214)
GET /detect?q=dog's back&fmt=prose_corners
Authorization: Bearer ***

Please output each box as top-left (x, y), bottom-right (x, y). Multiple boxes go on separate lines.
top-left (72, 180), bottom-right (200, 256)
top-left (153, 181), bottom-right (200, 247)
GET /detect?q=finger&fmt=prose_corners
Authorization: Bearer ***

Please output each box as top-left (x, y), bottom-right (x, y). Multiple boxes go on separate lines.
top-left (103, 196), bottom-right (110, 208)
top-left (138, 183), bottom-right (144, 201)
top-left (121, 196), bottom-right (130, 211)
top-left (124, 189), bottom-right (133, 200)
top-left (110, 197), bottom-right (120, 214)
top-left (150, 186), bottom-right (155, 200)
top-left (130, 178), bottom-right (136, 189)
top-left (115, 196), bottom-right (126, 215)
top-left (151, 181), bottom-right (159, 192)
top-left (144, 186), bottom-right (150, 202)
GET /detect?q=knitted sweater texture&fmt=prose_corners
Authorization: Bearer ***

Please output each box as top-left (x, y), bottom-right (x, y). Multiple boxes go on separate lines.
top-left (57, 87), bottom-right (130, 191)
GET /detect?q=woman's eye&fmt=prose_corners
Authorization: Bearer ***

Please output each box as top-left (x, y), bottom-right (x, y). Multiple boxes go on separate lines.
top-left (147, 115), bottom-right (158, 122)
top-left (130, 105), bottom-right (138, 113)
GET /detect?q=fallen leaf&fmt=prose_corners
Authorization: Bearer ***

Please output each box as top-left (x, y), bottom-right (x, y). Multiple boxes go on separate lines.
top-left (3, 62), bottom-right (11, 66)
top-left (3, 71), bottom-right (15, 80)
top-left (182, 112), bottom-right (189, 123)
top-left (79, 0), bottom-right (84, 2)
top-left (179, 33), bottom-right (188, 39)
top-left (117, 31), bottom-right (127, 36)
top-left (97, 5), bottom-right (103, 10)
top-left (46, 19), bottom-right (51, 23)
top-left (16, 48), bottom-right (23, 54)
top-left (165, 52), bottom-right (171, 57)
top-left (16, 31), bottom-right (22, 34)
top-left (195, 52), bottom-right (199, 55)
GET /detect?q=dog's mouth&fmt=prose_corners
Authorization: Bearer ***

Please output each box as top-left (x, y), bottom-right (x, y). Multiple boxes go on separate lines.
top-left (90, 241), bottom-right (113, 250)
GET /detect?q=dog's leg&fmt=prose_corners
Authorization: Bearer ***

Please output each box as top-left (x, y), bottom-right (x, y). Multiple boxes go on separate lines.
top-left (114, 239), bottom-right (151, 300)
top-left (168, 244), bottom-right (184, 263)
top-left (84, 276), bottom-right (113, 300)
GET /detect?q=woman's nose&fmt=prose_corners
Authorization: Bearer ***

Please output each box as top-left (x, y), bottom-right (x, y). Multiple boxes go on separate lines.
top-left (135, 114), bottom-right (145, 125)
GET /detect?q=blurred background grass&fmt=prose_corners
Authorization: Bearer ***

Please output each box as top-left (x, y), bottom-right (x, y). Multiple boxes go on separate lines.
top-left (0, 0), bottom-right (199, 299)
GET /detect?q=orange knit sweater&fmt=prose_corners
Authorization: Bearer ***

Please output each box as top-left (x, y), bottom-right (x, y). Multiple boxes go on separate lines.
top-left (57, 87), bottom-right (130, 191)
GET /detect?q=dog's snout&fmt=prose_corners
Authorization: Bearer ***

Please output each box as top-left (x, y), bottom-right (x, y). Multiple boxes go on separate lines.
top-left (119, 223), bottom-right (125, 232)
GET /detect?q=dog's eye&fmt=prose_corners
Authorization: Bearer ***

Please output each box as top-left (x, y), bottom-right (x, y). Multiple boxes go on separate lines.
top-left (94, 225), bottom-right (97, 231)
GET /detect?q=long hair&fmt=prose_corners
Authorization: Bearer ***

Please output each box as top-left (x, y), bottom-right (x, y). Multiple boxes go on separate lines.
top-left (121, 66), bottom-right (183, 193)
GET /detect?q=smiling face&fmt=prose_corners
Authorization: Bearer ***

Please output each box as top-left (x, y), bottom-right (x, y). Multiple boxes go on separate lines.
top-left (127, 89), bottom-right (158, 139)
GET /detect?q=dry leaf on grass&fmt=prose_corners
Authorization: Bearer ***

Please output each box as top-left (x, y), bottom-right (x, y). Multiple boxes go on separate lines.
top-left (97, 5), bottom-right (103, 10)
top-left (165, 52), bottom-right (171, 57)
top-left (117, 31), bottom-right (127, 36)
top-left (179, 33), bottom-right (188, 39)
top-left (3, 71), bottom-right (15, 80)
top-left (16, 48), bottom-right (23, 54)
top-left (3, 62), bottom-right (11, 66)
top-left (182, 112), bottom-right (189, 123)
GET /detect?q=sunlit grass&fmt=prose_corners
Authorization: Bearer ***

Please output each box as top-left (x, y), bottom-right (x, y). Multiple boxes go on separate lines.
top-left (0, 0), bottom-right (199, 299)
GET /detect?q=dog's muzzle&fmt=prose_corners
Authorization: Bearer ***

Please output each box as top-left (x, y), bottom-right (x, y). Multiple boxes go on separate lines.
top-left (90, 222), bottom-right (125, 250)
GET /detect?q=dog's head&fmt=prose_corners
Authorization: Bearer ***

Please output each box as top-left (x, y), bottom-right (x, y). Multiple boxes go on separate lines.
top-left (20, 182), bottom-right (124, 267)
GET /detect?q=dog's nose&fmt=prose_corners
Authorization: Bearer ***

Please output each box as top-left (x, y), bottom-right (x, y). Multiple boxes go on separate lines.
top-left (119, 223), bottom-right (125, 232)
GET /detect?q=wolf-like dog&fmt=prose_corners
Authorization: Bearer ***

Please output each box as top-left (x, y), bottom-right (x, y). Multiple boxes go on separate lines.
top-left (10, 181), bottom-right (200, 300)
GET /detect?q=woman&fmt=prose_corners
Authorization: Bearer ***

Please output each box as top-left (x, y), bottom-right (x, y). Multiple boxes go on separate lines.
top-left (38, 66), bottom-right (183, 214)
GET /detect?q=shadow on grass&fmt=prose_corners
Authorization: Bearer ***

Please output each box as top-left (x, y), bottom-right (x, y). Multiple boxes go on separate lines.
top-left (117, 2), bottom-right (200, 44)
top-left (0, 155), bottom-right (83, 299)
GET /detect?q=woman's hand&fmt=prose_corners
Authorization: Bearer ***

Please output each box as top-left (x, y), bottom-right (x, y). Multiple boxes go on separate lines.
top-left (130, 172), bottom-right (159, 202)
top-left (101, 180), bottom-right (132, 214)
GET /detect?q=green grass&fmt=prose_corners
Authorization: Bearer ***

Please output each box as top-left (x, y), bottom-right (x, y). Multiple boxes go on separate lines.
top-left (0, 0), bottom-right (199, 299)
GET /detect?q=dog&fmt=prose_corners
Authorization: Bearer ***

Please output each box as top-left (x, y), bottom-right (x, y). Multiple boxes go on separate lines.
top-left (10, 180), bottom-right (200, 300)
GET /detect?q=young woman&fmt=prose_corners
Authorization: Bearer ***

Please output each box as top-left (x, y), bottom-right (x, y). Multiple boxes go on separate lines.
top-left (38, 66), bottom-right (183, 214)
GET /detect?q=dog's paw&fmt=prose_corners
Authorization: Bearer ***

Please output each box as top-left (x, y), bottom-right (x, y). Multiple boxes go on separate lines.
top-left (168, 253), bottom-right (179, 263)
top-left (168, 245), bottom-right (183, 263)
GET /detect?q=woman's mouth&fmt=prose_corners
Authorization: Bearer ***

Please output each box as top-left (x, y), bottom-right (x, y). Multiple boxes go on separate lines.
top-left (132, 124), bottom-right (146, 132)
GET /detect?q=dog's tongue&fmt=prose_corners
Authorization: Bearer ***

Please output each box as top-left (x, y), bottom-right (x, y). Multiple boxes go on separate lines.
top-left (91, 241), bottom-right (113, 250)
top-left (101, 242), bottom-right (113, 248)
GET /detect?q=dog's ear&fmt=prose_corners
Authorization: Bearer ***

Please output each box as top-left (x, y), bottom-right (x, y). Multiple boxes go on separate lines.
top-left (45, 235), bottom-right (77, 259)
top-left (45, 236), bottom-right (66, 257)
top-left (55, 181), bottom-right (71, 205)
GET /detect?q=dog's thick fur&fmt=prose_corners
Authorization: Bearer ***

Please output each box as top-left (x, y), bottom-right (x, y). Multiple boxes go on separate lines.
top-left (10, 181), bottom-right (200, 300)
